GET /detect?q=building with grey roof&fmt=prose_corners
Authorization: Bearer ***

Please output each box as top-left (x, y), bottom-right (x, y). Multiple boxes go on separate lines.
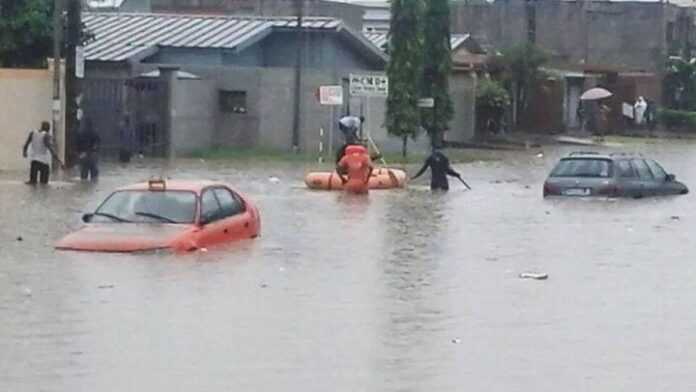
top-left (80, 12), bottom-right (404, 155)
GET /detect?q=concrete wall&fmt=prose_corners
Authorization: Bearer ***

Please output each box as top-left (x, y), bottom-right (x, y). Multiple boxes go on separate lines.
top-left (144, 32), bottom-right (383, 71)
top-left (451, 0), bottom-right (692, 73)
top-left (0, 68), bottom-right (65, 172)
top-left (449, 73), bottom-right (477, 142)
top-left (261, 32), bottom-right (382, 70)
top-left (171, 78), bottom-right (217, 154)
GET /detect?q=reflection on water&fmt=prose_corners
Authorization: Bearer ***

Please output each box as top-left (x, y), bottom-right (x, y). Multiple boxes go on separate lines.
top-left (2, 141), bottom-right (696, 391)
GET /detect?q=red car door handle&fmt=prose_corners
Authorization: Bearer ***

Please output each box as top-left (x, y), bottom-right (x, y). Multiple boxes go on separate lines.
top-left (224, 229), bottom-right (229, 234)
top-left (244, 222), bottom-right (249, 228)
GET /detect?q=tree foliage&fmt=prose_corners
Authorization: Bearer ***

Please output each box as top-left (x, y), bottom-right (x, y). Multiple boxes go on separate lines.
top-left (386, 0), bottom-right (424, 157)
top-left (664, 57), bottom-right (696, 111)
top-left (499, 43), bottom-right (548, 127)
top-left (421, 0), bottom-right (453, 147)
top-left (0, 0), bottom-right (53, 68)
top-left (476, 78), bottom-right (509, 133)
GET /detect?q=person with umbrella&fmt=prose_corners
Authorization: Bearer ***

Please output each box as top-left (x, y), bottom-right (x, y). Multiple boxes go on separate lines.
top-left (580, 87), bottom-right (613, 138)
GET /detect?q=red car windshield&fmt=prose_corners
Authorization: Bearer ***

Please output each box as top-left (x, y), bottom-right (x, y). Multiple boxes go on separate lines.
top-left (95, 190), bottom-right (197, 224)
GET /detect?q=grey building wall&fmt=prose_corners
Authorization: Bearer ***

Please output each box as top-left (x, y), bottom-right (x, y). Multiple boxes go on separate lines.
top-left (261, 32), bottom-right (382, 70)
top-left (451, 0), bottom-right (693, 73)
top-left (120, 0), bottom-right (152, 12)
top-left (171, 78), bottom-right (217, 154)
top-left (449, 73), bottom-right (477, 143)
top-left (145, 48), bottom-right (224, 66)
top-left (143, 32), bottom-right (383, 71)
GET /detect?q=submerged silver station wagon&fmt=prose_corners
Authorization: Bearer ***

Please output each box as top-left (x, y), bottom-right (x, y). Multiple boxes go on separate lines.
top-left (543, 152), bottom-right (689, 198)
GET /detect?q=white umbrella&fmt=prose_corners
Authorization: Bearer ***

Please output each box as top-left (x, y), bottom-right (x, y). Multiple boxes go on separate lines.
top-left (580, 87), bottom-right (613, 101)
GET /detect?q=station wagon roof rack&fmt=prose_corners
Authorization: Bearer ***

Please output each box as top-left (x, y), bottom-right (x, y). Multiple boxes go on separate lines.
top-left (568, 151), bottom-right (601, 156)
top-left (608, 152), bottom-right (644, 157)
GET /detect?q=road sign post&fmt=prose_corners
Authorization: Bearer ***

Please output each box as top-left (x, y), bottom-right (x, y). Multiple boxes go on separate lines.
top-left (317, 85), bottom-right (344, 160)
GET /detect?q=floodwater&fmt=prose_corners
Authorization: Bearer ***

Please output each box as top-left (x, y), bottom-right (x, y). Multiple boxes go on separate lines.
top-left (2, 140), bottom-right (696, 391)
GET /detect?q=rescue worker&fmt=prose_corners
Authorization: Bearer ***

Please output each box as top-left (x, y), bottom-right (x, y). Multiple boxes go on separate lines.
top-left (337, 144), bottom-right (373, 194)
top-left (338, 114), bottom-right (364, 143)
top-left (76, 118), bottom-right (101, 182)
top-left (335, 115), bottom-right (364, 164)
top-left (411, 147), bottom-right (463, 191)
top-left (22, 121), bottom-right (62, 185)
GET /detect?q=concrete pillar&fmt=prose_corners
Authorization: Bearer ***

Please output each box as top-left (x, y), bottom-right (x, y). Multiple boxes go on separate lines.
top-left (159, 65), bottom-right (179, 163)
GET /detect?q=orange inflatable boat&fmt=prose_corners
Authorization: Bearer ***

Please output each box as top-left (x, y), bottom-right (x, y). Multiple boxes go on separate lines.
top-left (305, 167), bottom-right (407, 190)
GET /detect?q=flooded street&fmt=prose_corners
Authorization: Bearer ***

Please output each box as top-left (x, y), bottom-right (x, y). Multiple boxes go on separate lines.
top-left (2, 140), bottom-right (696, 391)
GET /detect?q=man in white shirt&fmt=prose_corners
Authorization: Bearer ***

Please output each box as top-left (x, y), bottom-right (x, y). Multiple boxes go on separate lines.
top-left (338, 115), bottom-right (363, 144)
top-left (22, 121), bottom-right (62, 185)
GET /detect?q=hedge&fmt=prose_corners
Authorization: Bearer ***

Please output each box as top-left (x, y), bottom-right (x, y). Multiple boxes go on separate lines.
top-left (658, 109), bottom-right (696, 129)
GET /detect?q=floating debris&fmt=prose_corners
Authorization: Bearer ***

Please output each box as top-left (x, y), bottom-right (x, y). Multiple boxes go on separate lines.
top-left (98, 284), bottom-right (115, 289)
top-left (451, 338), bottom-right (462, 344)
top-left (519, 272), bottom-right (548, 280)
top-left (670, 216), bottom-right (681, 221)
top-left (22, 287), bottom-right (32, 297)
top-left (269, 177), bottom-right (281, 183)
top-left (16, 236), bottom-right (23, 242)
top-left (259, 282), bottom-right (268, 288)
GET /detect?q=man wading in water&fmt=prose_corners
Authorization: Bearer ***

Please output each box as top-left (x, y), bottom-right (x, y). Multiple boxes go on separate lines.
top-left (22, 121), bottom-right (63, 185)
top-left (411, 146), bottom-right (468, 191)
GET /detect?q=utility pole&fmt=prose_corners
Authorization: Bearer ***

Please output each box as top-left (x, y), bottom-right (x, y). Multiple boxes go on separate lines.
top-left (292, 0), bottom-right (304, 152)
top-left (52, 0), bottom-right (64, 166)
top-left (65, 0), bottom-right (82, 167)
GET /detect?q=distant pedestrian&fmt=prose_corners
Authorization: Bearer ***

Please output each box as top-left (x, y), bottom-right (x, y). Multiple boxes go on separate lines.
top-left (77, 118), bottom-right (100, 182)
top-left (411, 146), bottom-right (464, 191)
top-left (22, 121), bottom-right (63, 185)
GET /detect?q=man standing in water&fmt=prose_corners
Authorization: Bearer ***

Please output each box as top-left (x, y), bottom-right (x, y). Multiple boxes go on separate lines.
top-left (411, 146), bottom-right (464, 191)
top-left (22, 121), bottom-right (62, 185)
top-left (77, 118), bottom-right (101, 182)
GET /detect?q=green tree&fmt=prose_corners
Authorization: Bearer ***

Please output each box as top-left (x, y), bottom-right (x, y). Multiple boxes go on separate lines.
top-left (499, 43), bottom-right (548, 128)
top-left (0, 0), bottom-right (53, 68)
top-left (664, 57), bottom-right (696, 110)
top-left (386, 0), bottom-right (424, 157)
top-left (475, 78), bottom-right (509, 135)
top-left (421, 0), bottom-right (453, 147)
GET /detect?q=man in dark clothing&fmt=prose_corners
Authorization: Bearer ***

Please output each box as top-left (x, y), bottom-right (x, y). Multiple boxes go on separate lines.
top-left (411, 148), bottom-right (462, 191)
top-left (77, 118), bottom-right (100, 181)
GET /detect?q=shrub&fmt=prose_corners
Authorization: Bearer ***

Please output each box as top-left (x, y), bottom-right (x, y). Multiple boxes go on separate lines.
top-left (658, 109), bottom-right (696, 130)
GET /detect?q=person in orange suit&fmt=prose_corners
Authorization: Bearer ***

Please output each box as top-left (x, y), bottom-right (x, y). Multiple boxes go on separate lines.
top-left (337, 144), bottom-right (373, 194)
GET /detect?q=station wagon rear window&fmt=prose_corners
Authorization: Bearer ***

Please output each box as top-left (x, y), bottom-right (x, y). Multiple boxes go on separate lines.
top-left (550, 158), bottom-right (612, 178)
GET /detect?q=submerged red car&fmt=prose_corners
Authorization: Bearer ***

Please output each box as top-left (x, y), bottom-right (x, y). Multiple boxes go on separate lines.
top-left (55, 180), bottom-right (260, 252)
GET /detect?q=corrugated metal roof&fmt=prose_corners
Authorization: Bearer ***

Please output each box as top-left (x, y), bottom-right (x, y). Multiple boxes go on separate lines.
top-left (364, 32), bottom-right (471, 52)
top-left (83, 12), bottom-right (349, 61)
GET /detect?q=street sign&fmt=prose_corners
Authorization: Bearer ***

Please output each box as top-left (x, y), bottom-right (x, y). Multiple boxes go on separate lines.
top-left (349, 73), bottom-right (388, 97)
top-left (317, 85), bottom-right (343, 106)
top-left (75, 46), bottom-right (84, 79)
top-left (418, 98), bottom-right (435, 108)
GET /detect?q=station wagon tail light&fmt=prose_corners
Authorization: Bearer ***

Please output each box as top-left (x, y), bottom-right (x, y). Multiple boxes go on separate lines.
top-left (148, 179), bottom-right (167, 191)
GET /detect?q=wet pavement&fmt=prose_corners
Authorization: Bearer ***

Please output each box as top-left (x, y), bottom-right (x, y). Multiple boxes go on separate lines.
top-left (2, 139), bottom-right (696, 391)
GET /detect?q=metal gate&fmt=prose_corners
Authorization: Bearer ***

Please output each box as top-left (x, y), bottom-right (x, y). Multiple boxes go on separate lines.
top-left (82, 77), bottom-right (168, 157)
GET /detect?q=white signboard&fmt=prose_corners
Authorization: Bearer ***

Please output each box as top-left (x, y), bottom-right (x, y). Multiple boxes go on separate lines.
top-left (75, 46), bottom-right (85, 79)
top-left (318, 85), bottom-right (343, 106)
top-left (349, 73), bottom-right (388, 97)
top-left (622, 102), bottom-right (634, 119)
top-left (418, 98), bottom-right (435, 108)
